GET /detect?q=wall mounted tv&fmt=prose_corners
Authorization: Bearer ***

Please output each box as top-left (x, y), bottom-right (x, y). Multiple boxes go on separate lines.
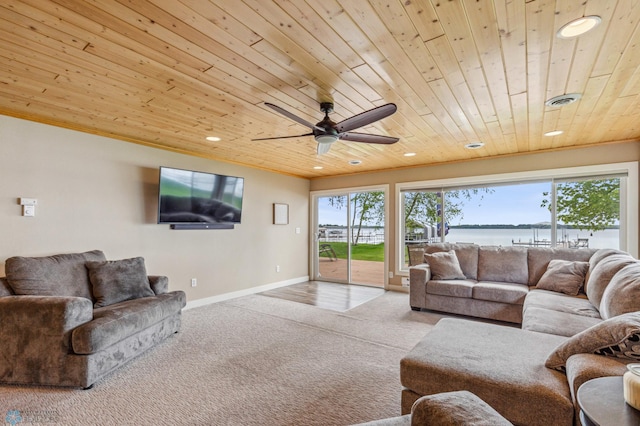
top-left (158, 166), bottom-right (244, 229)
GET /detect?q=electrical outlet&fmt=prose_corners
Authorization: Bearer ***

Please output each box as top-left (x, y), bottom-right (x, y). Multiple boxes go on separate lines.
top-left (388, 271), bottom-right (393, 278)
top-left (191, 278), bottom-right (197, 287)
top-left (402, 277), bottom-right (410, 286)
top-left (276, 265), bottom-right (280, 272)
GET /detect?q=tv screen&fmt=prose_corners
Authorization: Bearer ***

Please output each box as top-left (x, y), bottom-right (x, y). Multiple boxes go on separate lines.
top-left (157, 166), bottom-right (244, 224)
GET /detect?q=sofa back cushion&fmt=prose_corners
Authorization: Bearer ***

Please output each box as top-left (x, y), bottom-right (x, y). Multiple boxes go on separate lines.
top-left (584, 248), bottom-right (628, 288)
top-left (478, 246), bottom-right (528, 284)
top-left (5, 250), bottom-right (106, 300)
top-left (0, 277), bottom-right (13, 296)
top-left (600, 262), bottom-right (640, 319)
top-left (527, 247), bottom-right (597, 286)
top-left (424, 243), bottom-right (479, 280)
top-left (585, 254), bottom-right (636, 311)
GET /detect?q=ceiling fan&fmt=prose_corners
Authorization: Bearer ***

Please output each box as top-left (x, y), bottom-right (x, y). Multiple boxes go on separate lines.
top-left (252, 101), bottom-right (399, 154)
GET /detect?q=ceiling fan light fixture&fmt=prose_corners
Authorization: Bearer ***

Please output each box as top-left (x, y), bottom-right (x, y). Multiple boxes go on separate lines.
top-left (557, 16), bottom-right (601, 39)
top-left (315, 134), bottom-right (339, 144)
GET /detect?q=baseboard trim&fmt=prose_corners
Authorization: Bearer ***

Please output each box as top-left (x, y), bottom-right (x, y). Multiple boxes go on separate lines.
top-left (386, 284), bottom-right (409, 293)
top-left (184, 276), bottom-right (310, 310)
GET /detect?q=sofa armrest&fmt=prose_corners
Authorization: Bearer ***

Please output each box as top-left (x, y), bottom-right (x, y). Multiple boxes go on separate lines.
top-left (409, 264), bottom-right (431, 309)
top-left (148, 275), bottom-right (168, 295)
top-left (0, 296), bottom-right (94, 386)
top-left (565, 353), bottom-right (629, 421)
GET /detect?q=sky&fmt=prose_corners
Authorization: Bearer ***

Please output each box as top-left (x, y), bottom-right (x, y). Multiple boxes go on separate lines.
top-left (317, 182), bottom-right (553, 227)
top-left (456, 182), bottom-right (551, 225)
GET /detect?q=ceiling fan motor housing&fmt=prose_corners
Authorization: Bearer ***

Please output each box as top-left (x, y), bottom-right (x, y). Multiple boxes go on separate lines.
top-left (314, 104), bottom-right (339, 143)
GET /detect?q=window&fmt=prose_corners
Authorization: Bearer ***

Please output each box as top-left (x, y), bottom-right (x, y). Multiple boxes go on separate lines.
top-left (397, 163), bottom-right (637, 272)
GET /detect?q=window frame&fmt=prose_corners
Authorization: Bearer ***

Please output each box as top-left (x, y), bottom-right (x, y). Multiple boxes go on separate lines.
top-left (395, 162), bottom-right (638, 275)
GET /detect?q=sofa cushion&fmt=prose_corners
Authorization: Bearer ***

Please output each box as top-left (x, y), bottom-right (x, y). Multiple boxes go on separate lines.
top-left (423, 250), bottom-right (465, 280)
top-left (535, 260), bottom-right (589, 296)
top-left (5, 250), bottom-right (106, 299)
top-left (472, 282), bottom-right (528, 305)
top-left (585, 254), bottom-right (636, 311)
top-left (426, 279), bottom-right (475, 298)
top-left (600, 262), bottom-right (640, 320)
top-left (522, 306), bottom-right (602, 337)
top-left (86, 257), bottom-right (155, 308)
top-left (478, 246), bottom-right (528, 285)
top-left (545, 312), bottom-right (640, 371)
top-left (527, 247), bottom-right (596, 286)
top-left (424, 243), bottom-right (479, 280)
top-left (71, 291), bottom-right (187, 354)
top-left (401, 318), bottom-right (572, 426)
top-left (524, 289), bottom-right (601, 319)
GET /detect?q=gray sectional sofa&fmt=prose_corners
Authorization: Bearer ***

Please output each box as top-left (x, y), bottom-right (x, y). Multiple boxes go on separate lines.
top-left (0, 250), bottom-right (186, 388)
top-left (403, 244), bottom-right (640, 425)
top-left (409, 243), bottom-right (600, 324)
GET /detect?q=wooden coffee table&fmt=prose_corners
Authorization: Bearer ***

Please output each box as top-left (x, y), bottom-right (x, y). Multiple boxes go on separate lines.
top-left (578, 376), bottom-right (640, 426)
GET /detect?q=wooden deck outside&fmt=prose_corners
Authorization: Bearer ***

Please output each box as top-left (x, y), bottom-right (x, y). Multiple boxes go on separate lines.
top-left (318, 258), bottom-right (385, 287)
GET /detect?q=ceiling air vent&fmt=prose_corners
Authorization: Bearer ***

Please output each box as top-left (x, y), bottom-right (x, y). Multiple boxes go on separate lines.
top-left (545, 93), bottom-right (582, 107)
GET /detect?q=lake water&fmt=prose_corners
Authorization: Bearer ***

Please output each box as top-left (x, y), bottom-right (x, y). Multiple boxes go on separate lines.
top-left (446, 228), bottom-right (619, 250)
top-left (320, 227), bottom-right (620, 250)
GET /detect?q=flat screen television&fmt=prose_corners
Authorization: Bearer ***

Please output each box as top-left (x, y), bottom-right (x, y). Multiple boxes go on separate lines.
top-left (157, 166), bottom-right (244, 225)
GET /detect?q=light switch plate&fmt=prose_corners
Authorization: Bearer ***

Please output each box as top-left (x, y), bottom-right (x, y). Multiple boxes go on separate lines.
top-left (20, 198), bottom-right (37, 206)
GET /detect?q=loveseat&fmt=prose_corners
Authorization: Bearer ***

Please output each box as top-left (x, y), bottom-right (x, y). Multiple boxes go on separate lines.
top-left (403, 244), bottom-right (640, 425)
top-left (0, 250), bottom-right (186, 388)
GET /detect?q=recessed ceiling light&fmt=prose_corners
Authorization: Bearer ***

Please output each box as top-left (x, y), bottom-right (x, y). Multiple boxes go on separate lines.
top-left (464, 142), bottom-right (484, 150)
top-left (349, 160), bottom-right (362, 166)
top-left (313, 166), bottom-right (323, 170)
top-left (404, 152), bottom-right (416, 157)
top-left (205, 136), bottom-right (221, 142)
top-left (544, 130), bottom-right (564, 137)
top-left (557, 16), bottom-right (601, 39)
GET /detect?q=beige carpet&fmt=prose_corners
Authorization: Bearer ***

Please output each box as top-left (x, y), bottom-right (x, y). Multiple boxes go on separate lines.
top-left (0, 291), bottom-right (444, 425)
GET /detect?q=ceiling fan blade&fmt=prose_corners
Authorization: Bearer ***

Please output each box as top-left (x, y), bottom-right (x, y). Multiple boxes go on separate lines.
top-left (264, 103), bottom-right (323, 131)
top-left (317, 141), bottom-right (333, 155)
top-left (251, 133), bottom-right (313, 141)
top-left (339, 132), bottom-right (399, 144)
top-left (336, 103), bottom-right (397, 133)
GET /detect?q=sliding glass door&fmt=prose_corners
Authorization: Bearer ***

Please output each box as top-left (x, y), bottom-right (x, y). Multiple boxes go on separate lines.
top-left (313, 188), bottom-right (387, 287)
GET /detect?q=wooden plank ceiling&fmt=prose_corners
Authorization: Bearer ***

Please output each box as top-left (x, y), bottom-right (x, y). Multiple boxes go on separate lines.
top-left (0, 0), bottom-right (639, 178)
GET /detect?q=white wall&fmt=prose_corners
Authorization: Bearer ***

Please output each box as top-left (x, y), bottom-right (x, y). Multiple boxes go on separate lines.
top-left (0, 115), bottom-right (310, 302)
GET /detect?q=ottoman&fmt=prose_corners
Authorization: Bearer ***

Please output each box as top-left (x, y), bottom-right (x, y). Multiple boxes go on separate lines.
top-left (400, 318), bottom-right (573, 426)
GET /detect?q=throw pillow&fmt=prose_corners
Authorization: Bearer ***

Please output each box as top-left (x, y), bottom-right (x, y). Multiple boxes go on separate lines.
top-left (536, 259), bottom-right (589, 296)
top-left (545, 312), bottom-right (640, 372)
top-left (86, 257), bottom-right (154, 308)
top-left (424, 250), bottom-right (466, 280)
